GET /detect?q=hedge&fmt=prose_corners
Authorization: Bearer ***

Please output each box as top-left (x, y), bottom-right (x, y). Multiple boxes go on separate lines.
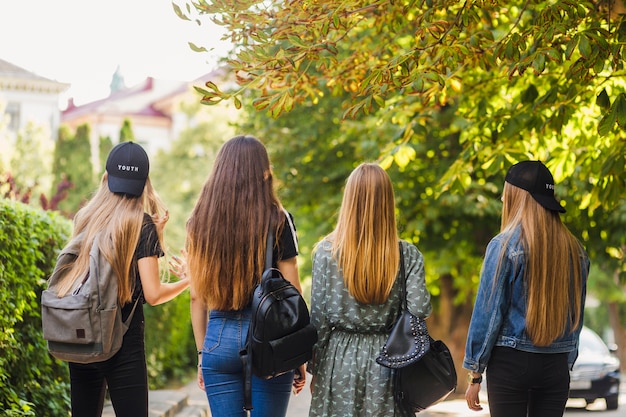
top-left (0, 198), bottom-right (72, 416)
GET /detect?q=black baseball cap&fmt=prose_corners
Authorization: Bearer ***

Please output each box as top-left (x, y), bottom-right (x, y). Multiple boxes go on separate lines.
top-left (105, 142), bottom-right (149, 197)
top-left (505, 160), bottom-right (565, 213)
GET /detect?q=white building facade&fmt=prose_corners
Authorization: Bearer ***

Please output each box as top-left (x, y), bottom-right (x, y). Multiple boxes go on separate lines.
top-left (0, 59), bottom-right (69, 142)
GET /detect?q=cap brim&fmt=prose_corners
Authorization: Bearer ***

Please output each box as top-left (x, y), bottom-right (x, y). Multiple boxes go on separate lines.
top-left (532, 194), bottom-right (566, 213)
top-left (108, 175), bottom-right (145, 197)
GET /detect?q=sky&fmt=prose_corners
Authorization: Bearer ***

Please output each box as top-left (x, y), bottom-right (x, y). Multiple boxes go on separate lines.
top-left (0, 0), bottom-right (231, 108)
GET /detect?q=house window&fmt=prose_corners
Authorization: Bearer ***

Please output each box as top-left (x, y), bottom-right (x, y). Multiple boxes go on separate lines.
top-left (6, 102), bottom-right (20, 132)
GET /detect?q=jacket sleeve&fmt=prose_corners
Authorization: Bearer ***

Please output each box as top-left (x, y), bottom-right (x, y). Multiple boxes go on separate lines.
top-left (463, 236), bottom-right (511, 373)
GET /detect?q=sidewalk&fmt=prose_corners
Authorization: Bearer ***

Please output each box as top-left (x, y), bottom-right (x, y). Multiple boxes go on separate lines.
top-left (284, 376), bottom-right (489, 416)
top-left (163, 376), bottom-right (480, 417)
top-left (105, 372), bottom-right (625, 416)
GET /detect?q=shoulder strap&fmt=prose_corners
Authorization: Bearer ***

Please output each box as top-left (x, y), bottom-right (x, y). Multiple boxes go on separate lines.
top-left (399, 241), bottom-right (407, 310)
top-left (265, 224), bottom-right (274, 273)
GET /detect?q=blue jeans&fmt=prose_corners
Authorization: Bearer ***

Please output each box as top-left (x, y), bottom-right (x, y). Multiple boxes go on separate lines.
top-left (486, 346), bottom-right (570, 417)
top-left (201, 309), bottom-right (293, 417)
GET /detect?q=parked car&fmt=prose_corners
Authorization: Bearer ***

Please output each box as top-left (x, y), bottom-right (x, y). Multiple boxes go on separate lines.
top-left (569, 326), bottom-right (621, 410)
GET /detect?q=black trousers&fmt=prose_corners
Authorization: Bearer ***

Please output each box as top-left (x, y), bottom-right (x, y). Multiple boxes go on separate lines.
top-left (69, 308), bottom-right (147, 417)
top-left (486, 346), bottom-right (570, 417)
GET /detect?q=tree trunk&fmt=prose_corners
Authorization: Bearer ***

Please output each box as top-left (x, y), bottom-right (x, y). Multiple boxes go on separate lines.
top-left (428, 273), bottom-right (474, 395)
top-left (607, 300), bottom-right (626, 371)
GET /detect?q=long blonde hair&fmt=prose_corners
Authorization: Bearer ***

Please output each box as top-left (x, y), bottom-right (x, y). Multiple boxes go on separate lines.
top-left (500, 182), bottom-right (584, 346)
top-left (55, 175), bottom-right (166, 304)
top-left (326, 163), bottom-right (399, 304)
top-left (186, 136), bottom-right (285, 311)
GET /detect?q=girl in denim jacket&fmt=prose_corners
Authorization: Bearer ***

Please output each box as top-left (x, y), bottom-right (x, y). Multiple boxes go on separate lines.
top-left (463, 161), bottom-right (589, 417)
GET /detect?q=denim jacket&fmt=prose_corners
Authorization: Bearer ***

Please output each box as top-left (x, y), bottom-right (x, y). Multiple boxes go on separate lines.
top-left (463, 226), bottom-right (589, 374)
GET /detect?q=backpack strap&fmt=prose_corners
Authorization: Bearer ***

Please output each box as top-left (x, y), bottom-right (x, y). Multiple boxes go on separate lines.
top-left (242, 222), bottom-right (274, 412)
top-left (124, 290), bottom-right (143, 326)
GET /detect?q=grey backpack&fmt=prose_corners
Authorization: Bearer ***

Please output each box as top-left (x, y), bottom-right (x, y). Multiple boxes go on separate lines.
top-left (41, 233), bottom-right (140, 363)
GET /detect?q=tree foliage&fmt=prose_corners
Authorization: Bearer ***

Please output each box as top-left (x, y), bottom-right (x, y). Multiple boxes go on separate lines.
top-left (179, 0), bottom-right (626, 371)
top-left (180, 0), bottom-right (626, 211)
top-left (51, 124), bottom-right (95, 216)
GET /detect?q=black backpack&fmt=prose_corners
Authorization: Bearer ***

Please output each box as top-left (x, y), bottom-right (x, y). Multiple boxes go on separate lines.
top-left (240, 224), bottom-right (318, 411)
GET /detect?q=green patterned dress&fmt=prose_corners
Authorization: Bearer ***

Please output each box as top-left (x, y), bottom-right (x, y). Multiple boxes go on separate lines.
top-left (307, 239), bottom-right (432, 417)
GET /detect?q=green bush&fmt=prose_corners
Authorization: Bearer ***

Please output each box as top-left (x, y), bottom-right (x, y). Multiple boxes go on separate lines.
top-left (144, 291), bottom-right (196, 389)
top-left (0, 199), bottom-right (72, 416)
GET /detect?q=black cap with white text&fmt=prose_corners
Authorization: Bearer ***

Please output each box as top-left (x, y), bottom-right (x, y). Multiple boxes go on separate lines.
top-left (505, 160), bottom-right (566, 213)
top-left (105, 141), bottom-right (149, 197)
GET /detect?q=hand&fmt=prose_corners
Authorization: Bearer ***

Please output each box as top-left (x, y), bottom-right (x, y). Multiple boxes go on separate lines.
top-left (465, 382), bottom-right (483, 411)
top-left (292, 365), bottom-right (306, 395)
top-left (152, 210), bottom-right (169, 233)
top-left (169, 250), bottom-right (188, 280)
top-left (197, 365), bottom-right (205, 391)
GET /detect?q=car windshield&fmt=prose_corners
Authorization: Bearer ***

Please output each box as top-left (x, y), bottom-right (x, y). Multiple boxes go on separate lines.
top-left (578, 327), bottom-right (609, 356)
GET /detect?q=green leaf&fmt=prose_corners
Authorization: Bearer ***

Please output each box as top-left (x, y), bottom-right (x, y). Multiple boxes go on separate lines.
top-left (578, 35), bottom-right (592, 59)
top-left (532, 53), bottom-right (546, 74)
top-left (618, 21), bottom-right (626, 43)
top-left (204, 81), bottom-right (221, 93)
top-left (393, 144), bottom-right (416, 168)
top-left (188, 42), bottom-right (208, 52)
top-left (598, 103), bottom-right (617, 136)
top-left (172, 3), bottom-right (191, 21)
top-left (565, 36), bottom-right (577, 59)
top-left (545, 48), bottom-right (562, 63)
top-left (521, 84), bottom-right (539, 104)
top-left (596, 89), bottom-right (611, 110)
top-left (615, 93), bottom-right (626, 129)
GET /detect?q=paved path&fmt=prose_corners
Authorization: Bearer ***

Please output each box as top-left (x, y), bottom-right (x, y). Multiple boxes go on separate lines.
top-left (106, 372), bottom-right (625, 416)
top-left (173, 376), bottom-right (476, 416)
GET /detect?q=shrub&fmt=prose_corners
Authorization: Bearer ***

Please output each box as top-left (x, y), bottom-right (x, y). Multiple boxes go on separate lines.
top-left (0, 198), bottom-right (72, 416)
top-left (144, 292), bottom-right (196, 389)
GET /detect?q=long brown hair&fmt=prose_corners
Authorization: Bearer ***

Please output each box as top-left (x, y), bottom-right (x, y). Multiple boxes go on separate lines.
top-left (186, 135), bottom-right (284, 310)
top-left (500, 182), bottom-right (584, 346)
top-left (325, 163), bottom-right (399, 304)
top-left (55, 175), bottom-right (167, 304)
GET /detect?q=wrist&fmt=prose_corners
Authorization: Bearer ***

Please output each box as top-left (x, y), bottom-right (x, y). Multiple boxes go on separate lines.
top-left (467, 372), bottom-right (482, 385)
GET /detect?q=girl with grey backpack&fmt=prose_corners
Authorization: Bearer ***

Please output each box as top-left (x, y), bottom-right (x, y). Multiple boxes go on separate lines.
top-left (43, 142), bottom-right (189, 417)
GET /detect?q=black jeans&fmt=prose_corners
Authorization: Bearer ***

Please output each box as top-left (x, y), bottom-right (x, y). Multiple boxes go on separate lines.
top-left (69, 308), bottom-right (147, 417)
top-left (486, 346), bottom-right (570, 417)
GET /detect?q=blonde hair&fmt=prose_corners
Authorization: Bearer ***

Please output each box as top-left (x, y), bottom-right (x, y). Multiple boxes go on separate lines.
top-left (326, 163), bottom-right (399, 304)
top-left (499, 182), bottom-right (584, 346)
top-left (186, 136), bottom-right (285, 311)
top-left (55, 174), bottom-right (167, 304)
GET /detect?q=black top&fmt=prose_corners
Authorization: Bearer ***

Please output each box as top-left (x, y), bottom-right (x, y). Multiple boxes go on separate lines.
top-left (272, 210), bottom-right (298, 265)
top-left (122, 213), bottom-right (163, 318)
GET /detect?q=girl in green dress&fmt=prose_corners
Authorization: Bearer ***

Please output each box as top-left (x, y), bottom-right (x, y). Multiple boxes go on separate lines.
top-left (308, 163), bottom-right (431, 417)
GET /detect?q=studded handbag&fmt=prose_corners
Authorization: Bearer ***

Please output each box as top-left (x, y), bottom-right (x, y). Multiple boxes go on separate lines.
top-left (376, 243), bottom-right (457, 413)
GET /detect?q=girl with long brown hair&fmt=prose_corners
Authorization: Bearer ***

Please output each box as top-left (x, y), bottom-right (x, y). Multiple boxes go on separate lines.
top-left (464, 160), bottom-right (589, 416)
top-left (308, 163), bottom-right (431, 416)
top-left (185, 135), bottom-right (305, 416)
